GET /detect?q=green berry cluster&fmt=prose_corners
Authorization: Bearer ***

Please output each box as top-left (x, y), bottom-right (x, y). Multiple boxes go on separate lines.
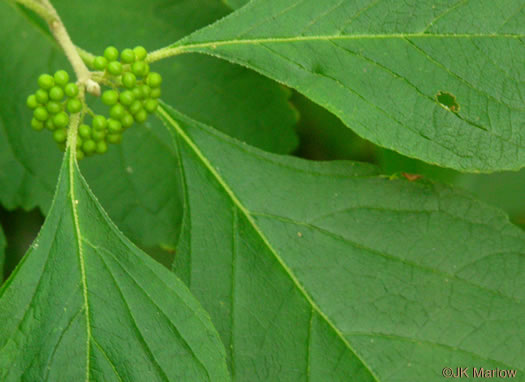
top-left (26, 70), bottom-right (81, 148)
top-left (26, 46), bottom-right (162, 159)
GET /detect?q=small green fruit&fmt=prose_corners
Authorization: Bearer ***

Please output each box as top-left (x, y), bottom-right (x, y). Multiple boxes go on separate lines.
top-left (83, 139), bottom-right (97, 154)
top-left (93, 115), bottom-right (108, 131)
top-left (37, 74), bottom-right (55, 90)
top-left (108, 118), bottom-right (122, 133)
top-left (122, 72), bottom-right (137, 89)
top-left (67, 99), bottom-right (82, 113)
top-left (102, 90), bottom-right (119, 106)
top-left (31, 118), bottom-right (44, 131)
top-left (54, 70), bottom-right (69, 87)
top-left (35, 89), bottom-right (49, 104)
top-left (49, 86), bottom-right (65, 101)
top-left (121, 48), bottom-right (135, 63)
top-left (104, 46), bottom-right (119, 62)
top-left (53, 112), bottom-right (69, 128)
top-left (53, 128), bottom-right (68, 143)
top-left (96, 140), bottom-right (108, 154)
top-left (133, 46), bottom-right (147, 61)
top-left (110, 104), bottom-right (126, 120)
top-left (107, 61), bottom-right (123, 75)
top-left (79, 124), bottom-right (92, 139)
top-left (64, 83), bottom-right (79, 98)
top-left (146, 72), bottom-right (162, 88)
top-left (26, 94), bottom-right (38, 109)
top-left (46, 101), bottom-right (62, 114)
top-left (93, 56), bottom-right (108, 70)
top-left (34, 107), bottom-right (49, 121)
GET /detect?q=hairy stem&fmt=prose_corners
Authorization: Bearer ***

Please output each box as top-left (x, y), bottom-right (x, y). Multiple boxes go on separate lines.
top-left (146, 46), bottom-right (187, 64)
top-left (15, 0), bottom-right (100, 96)
top-left (12, 0), bottom-right (54, 23)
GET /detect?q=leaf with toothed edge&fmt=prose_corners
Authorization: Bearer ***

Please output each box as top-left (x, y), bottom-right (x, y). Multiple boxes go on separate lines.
top-left (0, 147), bottom-right (230, 381)
top-left (158, 102), bottom-right (525, 381)
top-left (167, 0), bottom-right (525, 172)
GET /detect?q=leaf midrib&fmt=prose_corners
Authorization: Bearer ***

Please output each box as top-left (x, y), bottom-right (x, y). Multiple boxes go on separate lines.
top-left (68, 151), bottom-right (91, 382)
top-left (173, 32), bottom-right (525, 53)
top-left (158, 106), bottom-right (381, 382)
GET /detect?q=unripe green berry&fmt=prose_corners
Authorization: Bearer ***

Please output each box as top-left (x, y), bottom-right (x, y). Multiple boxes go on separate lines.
top-left (76, 149), bottom-right (85, 160)
top-left (38, 74), bottom-right (54, 90)
top-left (107, 61), bottom-right (123, 75)
top-left (49, 86), bottom-right (65, 101)
top-left (121, 113), bottom-right (134, 128)
top-left (27, 94), bottom-right (38, 109)
top-left (67, 99), bottom-right (82, 113)
top-left (144, 99), bottom-right (158, 113)
top-left (150, 88), bottom-right (161, 99)
top-left (92, 115), bottom-right (108, 131)
top-left (31, 118), bottom-right (44, 131)
top-left (102, 90), bottom-right (119, 106)
top-left (131, 61), bottom-right (146, 76)
top-left (122, 72), bottom-right (136, 89)
top-left (96, 140), bottom-right (108, 154)
top-left (46, 119), bottom-right (56, 131)
top-left (93, 56), bottom-right (108, 70)
top-left (146, 72), bottom-right (162, 88)
top-left (132, 87), bottom-right (143, 100)
top-left (92, 129), bottom-right (106, 141)
top-left (133, 46), bottom-right (147, 61)
top-left (53, 112), bottom-right (69, 128)
top-left (143, 62), bottom-right (150, 76)
top-left (110, 104), bottom-right (126, 120)
top-left (108, 118), bottom-right (122, 133)
top-left (64, 83), bottom-right (79, 98)
top-left (140, 84), bottom-right (151, 98)
top-left (53, 128), bottom-right (67, 143)
top-left (83, 140), bottom-right (97, 154)
top-left (107, 133), bottom-right (122, 144)
top-left (34, 107), bottom-right (49, 121)
top-left (135, 109), bottom-right (148, 123)
top-left (35, 89), bottom-right (49, 104)
top-left (46, 101), bottom-right (62, 114)
top-left (54, 70), bottom-right (69, 87)
top-left (119, 90), bottom-right (135, 106)
top-left (79, 124), bottom-right (92, 139)
top-left (104, 46), bottom-right (119, 62)
top-left (121, 48), bottom-right (135, 63)
top-left (76, 136), bottom-right (83, 148)
top-left (129, 100), bottom-right (143, 115)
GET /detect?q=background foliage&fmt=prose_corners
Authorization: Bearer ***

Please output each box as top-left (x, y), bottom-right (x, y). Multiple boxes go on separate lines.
top-left (1, 0), bottom-right (525, 380)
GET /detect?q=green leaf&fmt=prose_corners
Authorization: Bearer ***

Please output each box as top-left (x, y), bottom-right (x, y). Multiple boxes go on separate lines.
top-left (0, 224), bottom-right (5, 284)
top-left (0, 149), bottom-right (230, 381)
top-left (54, 0), bottom-right (298, 154)
top-left (170, 0), bottom-right (525, 172)
top-left (159, 104), bottom-right (525, 381)
top-left (0, 1), bottom-right (182, 249)
top-left (223, 0), bottom-right (250, 10)
top-left (377, 147), bottom-right (525, 228)
top-left (1, 0), bottom-right (299, 249)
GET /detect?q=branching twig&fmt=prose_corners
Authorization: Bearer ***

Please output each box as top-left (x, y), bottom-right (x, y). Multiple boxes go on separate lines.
top-left (15, 0), bottom-right (100, 96)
